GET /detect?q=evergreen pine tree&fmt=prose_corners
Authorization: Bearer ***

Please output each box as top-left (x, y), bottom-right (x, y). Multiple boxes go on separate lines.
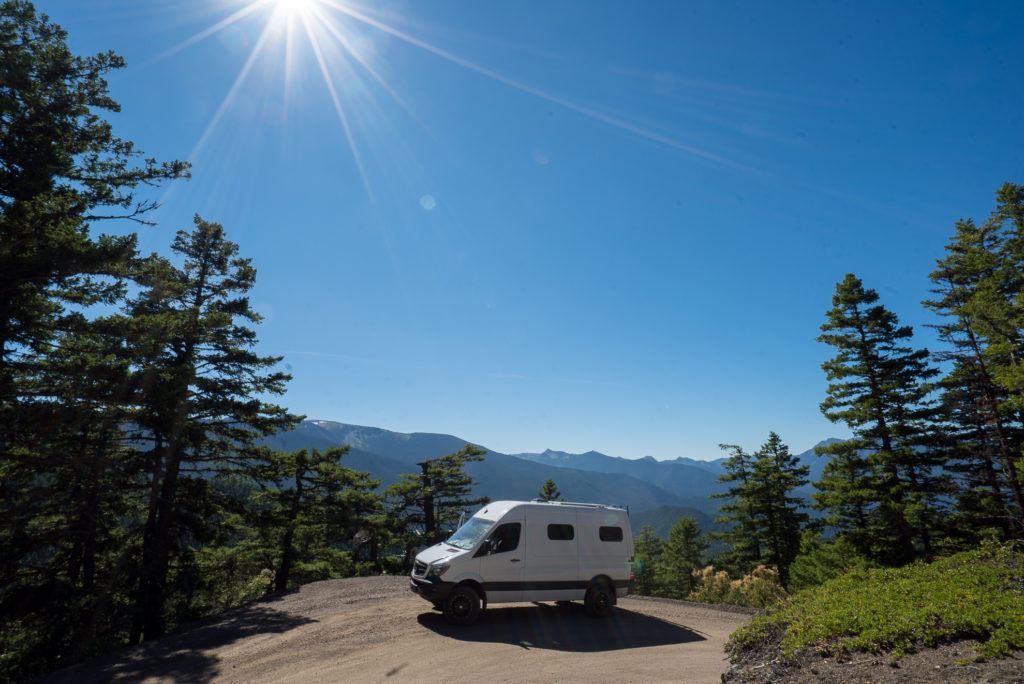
top-left (0, 315), bottom-right (146, 673)
top-left (127, 217), bottom-right (298, 642)
top-left (817, 274), bottom-right (947, 564)
top-left (972, 183), bottom-right (1024, 414)
top-left (0, 0), bottom-right (186, 454)
top-left (252, 447), bottom-right (381, 594)
top-left (749, 432), bottom-right (810, 587)
top-left (654, 516), bottom-right (706, 599)
top-left (812, 444), bottom-right (877, 557)
top-left (538, 478), bottom-right (563, 501)
top-left (632, 523), bottom-right (662, 596)
top-left (711, 444), bottom-right (762, 573)
top-left (386, 445), bottom-right (488, 563)
top-left (925, 211), bottom-right (1024, 534)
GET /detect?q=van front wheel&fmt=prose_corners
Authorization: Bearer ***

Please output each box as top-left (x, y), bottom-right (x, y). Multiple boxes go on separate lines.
top-left (584, 582), bottom-right (613, 618)
top-left (443, 586), bottom-right (481, 625)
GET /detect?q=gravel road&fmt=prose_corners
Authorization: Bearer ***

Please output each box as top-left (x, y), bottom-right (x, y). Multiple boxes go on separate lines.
top-left (45, 576), bottom-right (750, 684)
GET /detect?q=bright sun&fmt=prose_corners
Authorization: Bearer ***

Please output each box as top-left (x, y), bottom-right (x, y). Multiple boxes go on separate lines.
top-left (276, 0), bottom-right (316, 17)
top-left (158, 0), bottom-right (728, 202)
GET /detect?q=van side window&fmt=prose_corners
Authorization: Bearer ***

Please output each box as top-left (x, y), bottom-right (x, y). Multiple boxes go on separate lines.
top-left (487, 523), bottom-right (521, 554)
top-left (599, 526), bottom-right (623, 542)
top-left (547, 524), bottom-right (574, 541)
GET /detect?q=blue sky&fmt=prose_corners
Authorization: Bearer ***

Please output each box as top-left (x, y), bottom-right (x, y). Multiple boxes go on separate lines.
top-left (49, 0), bottom-right (1023, 459)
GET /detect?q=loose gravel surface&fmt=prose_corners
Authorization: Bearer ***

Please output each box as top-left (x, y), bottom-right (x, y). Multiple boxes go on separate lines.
top-left (44, 576), bottom-right (751, 684)
top-left (724, 639), bottom-right (1024, 684)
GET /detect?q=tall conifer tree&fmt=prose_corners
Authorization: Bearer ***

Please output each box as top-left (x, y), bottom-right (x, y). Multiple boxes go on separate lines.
top-left (711, 444), bottom-right (763, 572)
top-left (817, 274), bottom-right (946, 564)
top-left (925, 211), bottom-right (1024, 534)
top-left (127, 217), bottom-right (297, 642)
top-left (749, 433), bottom-right (809, 587)
top-left (0, 0), bottom-right (186, 455)
top-left (252, 447), bottom-right (381, 594)
top-left (654, 516), bottom-right (706, 599)
top-left (386, 445), bottom-right (488, 562)
top-left (632, 523), bottom-right (662, 596)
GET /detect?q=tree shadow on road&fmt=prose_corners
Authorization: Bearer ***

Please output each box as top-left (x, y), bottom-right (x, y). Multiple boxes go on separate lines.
top-left (417, 602), bottom-right (705, 652)
top-left (41, 603), bottom-right (315, 684)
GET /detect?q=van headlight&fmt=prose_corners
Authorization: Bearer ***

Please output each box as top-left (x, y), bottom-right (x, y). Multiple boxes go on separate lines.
top-left (428, 560), bottom-right (450, 578)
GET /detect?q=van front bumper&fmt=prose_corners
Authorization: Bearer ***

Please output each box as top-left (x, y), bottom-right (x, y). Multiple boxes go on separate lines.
top-left (409, 576), bottom-right (455, 603)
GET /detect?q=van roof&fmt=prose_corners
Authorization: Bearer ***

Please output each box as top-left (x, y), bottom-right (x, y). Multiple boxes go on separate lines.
top-left (475, 500), bottom-right (627, 520)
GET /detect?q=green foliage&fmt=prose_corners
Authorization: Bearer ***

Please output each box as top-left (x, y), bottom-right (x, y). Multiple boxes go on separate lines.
top-left (385, 445), bottom-right (488, 564)
top-left (189, 543), bottom-right (275, 615)
top-left (924, 187), bottom-right (1024, 533)
top-left (816, 274), bottom-right (948, 564)
top-left (538, 478), bottom-right (563, 501)
top-left (654, 516), bottom-right (707, 599)
top-left (728, 543), bottom-right (1024, 661)
top-left (711, 444), bottom-right (763, 572)
top-left (128, 216), bottom-right (300, 641)
top-left (0, 3), bottom-right (187, 677)
top-left (632, 523), bottom-right (662, 595)
top-left (0, 0), bottom-right (187, 422)
top-left (690, 564), bottom-right (787, 609)
top-left (786, 531), bottom-right (876, 591)
top-left (251, 447), bottom-right (381, 594)
top-left (712, 433), bottom-right (809, 585)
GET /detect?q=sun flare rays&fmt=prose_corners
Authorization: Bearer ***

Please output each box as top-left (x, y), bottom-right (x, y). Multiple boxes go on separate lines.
top-left (152, 0), bottom-right (743, 202)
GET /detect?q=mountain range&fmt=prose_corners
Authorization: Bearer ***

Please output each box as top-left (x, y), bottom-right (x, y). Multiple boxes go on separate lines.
top-left (261, 420), bottom-right (840, 537)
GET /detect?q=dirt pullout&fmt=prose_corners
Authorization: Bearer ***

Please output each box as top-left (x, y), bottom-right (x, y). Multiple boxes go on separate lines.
top-left (44, 576), bottom-right (748, 684)
top-left (724, 637), bottom-right (1024, 684)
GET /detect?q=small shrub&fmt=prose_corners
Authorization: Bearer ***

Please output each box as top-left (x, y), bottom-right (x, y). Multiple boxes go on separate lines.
top-left (727, 542), bottom-right (1024, 662)
top-left (689, 564), bottom-right (787, 608)
top-left (787, 531), bottom-right (877, 591)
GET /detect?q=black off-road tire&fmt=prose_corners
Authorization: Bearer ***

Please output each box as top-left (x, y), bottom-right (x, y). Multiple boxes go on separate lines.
top-left (443, 585), bottom-right (482, 625)
top-left (583, 581), bottom-right (614, 618)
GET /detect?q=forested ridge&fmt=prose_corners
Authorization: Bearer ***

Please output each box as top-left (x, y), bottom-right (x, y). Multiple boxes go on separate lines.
top-left (0, 4), bottom-right (486, 679)
top-left (1, 2), bottom-right (1023, 680)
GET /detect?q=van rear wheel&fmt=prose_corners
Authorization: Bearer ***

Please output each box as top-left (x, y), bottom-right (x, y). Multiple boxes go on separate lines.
top-left (584, 581), bottom-right (614, 618)
top-left (443, 585), bottom-right (481, 625)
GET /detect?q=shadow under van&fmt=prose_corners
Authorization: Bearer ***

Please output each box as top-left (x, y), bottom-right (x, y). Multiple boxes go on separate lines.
top-left (416, 601), bottom-right (704, 652)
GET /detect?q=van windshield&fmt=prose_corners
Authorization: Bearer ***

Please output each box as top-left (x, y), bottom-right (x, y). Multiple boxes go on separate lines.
top-left (446, 517), bottom-right (493, 550)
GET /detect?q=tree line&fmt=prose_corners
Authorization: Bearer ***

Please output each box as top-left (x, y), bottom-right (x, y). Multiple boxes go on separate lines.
top-left (0, 4), bottom-right (487, 680)
top-left (632, 184), bottom-right (1024, 601)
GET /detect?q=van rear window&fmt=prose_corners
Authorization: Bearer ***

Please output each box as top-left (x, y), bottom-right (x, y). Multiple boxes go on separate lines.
top-left (599, 526), bottom-right (623, 542)
top-left (547, 524), bottom-right (574, 540)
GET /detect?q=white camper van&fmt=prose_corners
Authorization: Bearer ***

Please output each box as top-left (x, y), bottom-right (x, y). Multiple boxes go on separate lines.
top-left (409, 500), bottom-right (634, 625)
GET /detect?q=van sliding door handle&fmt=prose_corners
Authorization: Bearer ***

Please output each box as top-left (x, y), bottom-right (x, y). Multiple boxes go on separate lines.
top-left (510, 558), bottom-right (521, 563)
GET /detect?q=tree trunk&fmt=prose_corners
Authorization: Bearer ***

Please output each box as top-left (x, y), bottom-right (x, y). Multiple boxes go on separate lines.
top-left (274, 460), bottom-right (305, 595)
top-left (136, 437), bottom-right (183, 642)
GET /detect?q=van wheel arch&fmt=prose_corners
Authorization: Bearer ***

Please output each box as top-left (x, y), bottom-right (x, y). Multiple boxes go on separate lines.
top-left (457, 579), bottom-right (486, 610)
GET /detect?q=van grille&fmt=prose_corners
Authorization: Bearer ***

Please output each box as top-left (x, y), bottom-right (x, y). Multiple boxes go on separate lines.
top-left (413, 560), bottom-right (428, 576)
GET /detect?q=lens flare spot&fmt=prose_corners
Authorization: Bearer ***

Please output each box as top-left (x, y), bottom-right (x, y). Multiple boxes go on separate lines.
top-left (419, 194), bottom-right (436, 211)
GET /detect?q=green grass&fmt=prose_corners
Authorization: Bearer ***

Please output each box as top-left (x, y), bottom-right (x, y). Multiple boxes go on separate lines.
top-left (728, 542), bottom-right (1024, 661)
